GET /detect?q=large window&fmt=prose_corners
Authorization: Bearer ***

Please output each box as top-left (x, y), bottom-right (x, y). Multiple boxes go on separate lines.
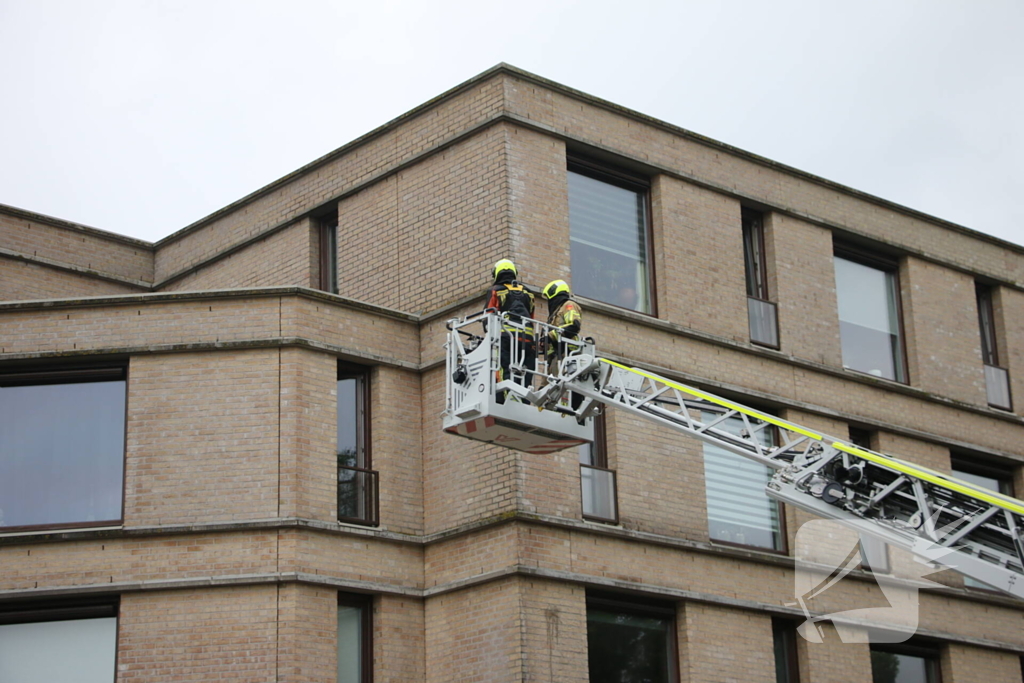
top-left (586, 593), bottom-right (678, 683)
top-left (870, 644), bottom-right (940, 683)
top-left (0, 598), bottom-right (118, 683)
top-left (952, 456), bottom-right (1014, 590)
top-left (579, 413), bottom-right (617, 523)
top-left (834, 250), bottom-right (906, 382)
top-left (702, 411), bottom-right (784, 551)
top-left (337, 365), bottom-right (377, 525)
top-left (743, 209), bottom-right (779, 348)
top-left (976, 283), bottom-right (1012, 410)
top-left (568, 159), bottom-right (653, 314)
top-left (337, 594), bottom-right (371, 683)
top-left (0, 365), bottom-right (126, 531)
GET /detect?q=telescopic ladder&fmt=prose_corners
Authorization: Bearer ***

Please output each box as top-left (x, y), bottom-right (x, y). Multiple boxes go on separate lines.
top-left (444, 313), bottom-right (1024, 600)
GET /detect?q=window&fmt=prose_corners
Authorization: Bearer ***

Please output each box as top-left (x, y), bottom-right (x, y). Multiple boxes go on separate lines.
top-left (320, 216), bottom-right (339, 294)
top-left (580, 413), bottom-right (617, 523)
top-left (0, 598), bottom-right (118, 682)
top-left (772, 619), bottom-right (801, 683)
top-left (0, 365), bottom-right (126, 531)
top-left (834, 250), bottom-right (906, 382)
top-left (849, 428), bottom-right (890, 572)
top-left (952, 457), bottom-right (1014, 590)
top-left (976, 284), bottom-right (1012, 410)
top-left (337, 594), bottom-right (371, 683)
top-left (568, 158), bottom-right (653, 314)
top-left (338, 365), bottom-right (377, 525)
top-left (870, 644), bottom-right (940, 683)
top-left (743, 209), bottom-right (779, 348)
top-left (702, 411), bottom-right (784, 551)
top-left (586, 593), bottom-right (678, 683)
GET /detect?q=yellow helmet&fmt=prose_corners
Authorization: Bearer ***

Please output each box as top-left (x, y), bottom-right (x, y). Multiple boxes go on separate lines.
top-left (492, 258), bottom-right (517, 280)
top-left (542, 279), bottom-right (570, 300)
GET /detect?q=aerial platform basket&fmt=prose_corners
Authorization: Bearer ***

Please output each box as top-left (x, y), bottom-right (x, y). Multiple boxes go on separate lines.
top-left (443, 311), bottom-right (594, 454)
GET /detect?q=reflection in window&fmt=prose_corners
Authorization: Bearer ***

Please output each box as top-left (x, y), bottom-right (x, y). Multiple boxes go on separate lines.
top-left (586, 595), bottom-right (677, 683)
top-left (0, 367), bottom-right (125, 530)
top-left (952, 460), bottom-right (1014, 589)
top-left (568, 164), bottom-right (652, 313)
top-left (743, 210), bottom-right (779, 348)
top-left (579, 413), bottom-right (617, 523)
top-left (338, 368), bottom-right (376, 525)
top-left (0, 601), bottom-right (117, 682)
top-left (702, 412), bottom-right (783, 550)
top-left (337, 595), bottom-right (370, 683)
top-left (834, 255), bottom-right (905, 382)
top-left (870, 647), bottom-right (939, 683)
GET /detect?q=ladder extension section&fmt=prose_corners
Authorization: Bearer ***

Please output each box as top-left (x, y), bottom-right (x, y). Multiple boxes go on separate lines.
top-left (524, 355), bottom-right (1024, 600)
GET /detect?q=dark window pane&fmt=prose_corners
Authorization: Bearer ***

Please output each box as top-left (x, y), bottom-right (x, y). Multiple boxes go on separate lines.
top-left (835, 257), bottom-right (904, 382)
top-left (0, 379), bottom-right (125, 528)
top-left (568, 170), bottom-right (651, 313)
top-left (337, 377), bottom-right (362, 469)
top-left (773, 620), bottom-right (800, 683)
top-left (587, 606), bottom-right (673, 683)
top-left (870, 650), bottom-right (935, 683)
top-left (742, 210), bottom-right (768, 300)
top-left (976, 284), bottom-right (998, 366)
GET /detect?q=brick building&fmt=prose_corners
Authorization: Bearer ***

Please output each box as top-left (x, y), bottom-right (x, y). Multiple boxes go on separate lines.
top-left (1, 64), bottom-right (1023, 682)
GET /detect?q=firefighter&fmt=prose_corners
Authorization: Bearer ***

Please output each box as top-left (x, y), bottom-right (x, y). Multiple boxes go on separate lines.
top-left (542, 279), bottom-right (584, 411)
top-left (485, 259), bottom-right (536, 403)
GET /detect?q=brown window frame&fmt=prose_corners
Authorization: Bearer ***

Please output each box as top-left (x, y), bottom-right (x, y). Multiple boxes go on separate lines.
top-left (585, 592), bottom-right (680, 683)
top-left (870, 642), bottom-right (942, 683)
top-left (0, 363), bottom-right (128, 534)
top-left (566, 155), bottom-right (657, 317)
top-left (337, 593), bottom-right (373, 683)
top-left (337, 363), bottom-right (378, 526)
top-left (702, 408), bottom-right (789, 555)
top-left (319, 215), bottom-right (339, 294)
top-left (772, 618), bottom-right (801, 683)
top-left (833, 244), bottom-right (909, 385)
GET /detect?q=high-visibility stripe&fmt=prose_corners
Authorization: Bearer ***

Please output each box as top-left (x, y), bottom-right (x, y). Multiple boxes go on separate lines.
top-left (833, 442), bottom-right (1024, 516)
top-left (598, 359), bottom-right (822, 441)
top-left (596, 359), bottom-right (1024, 517)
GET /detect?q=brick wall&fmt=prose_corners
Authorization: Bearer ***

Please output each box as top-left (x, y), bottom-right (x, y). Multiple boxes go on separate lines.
top-left (160, 220), bottom-right (314, 292)
top-left (375, 594), bottom-right (426, 681)
top-left (0, 257), bottom-right (145, 301)
top-left (117, 586), bottom-right (278, 681)
top-left (941, 643), bottom-right (1024, 683)
top-left (796, 622), bottom-right (873, 683)
top-left (125, 350), bottom-right (280, 526)
top-left (679, 603), bottom-right (775, 683)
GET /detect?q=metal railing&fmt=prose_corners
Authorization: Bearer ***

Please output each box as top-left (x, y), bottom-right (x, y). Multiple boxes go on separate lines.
top-left (581, 464), bottom-right (618, 524)
top-left (338, 466), bottom-right (379, 526)
top-left (984, 364), bottom-right (1012, 410)
top-left (747, 297), bottom-right (779, 348)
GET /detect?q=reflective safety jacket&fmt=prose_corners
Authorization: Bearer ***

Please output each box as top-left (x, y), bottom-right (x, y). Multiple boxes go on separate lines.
top-left (546, 297), bottom-right (582, 346)
top-left (486, 282), bottom-right (535, 334)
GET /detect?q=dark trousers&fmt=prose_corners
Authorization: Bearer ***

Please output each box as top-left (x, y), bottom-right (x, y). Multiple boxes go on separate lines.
top-left (498, 331), bottom-right (536, 400)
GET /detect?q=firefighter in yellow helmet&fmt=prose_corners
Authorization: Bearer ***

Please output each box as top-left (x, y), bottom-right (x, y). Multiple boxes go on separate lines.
top-left (485, 259), bottom-right (536, 403)
top-left (542, 279), bottom-right (584, 410)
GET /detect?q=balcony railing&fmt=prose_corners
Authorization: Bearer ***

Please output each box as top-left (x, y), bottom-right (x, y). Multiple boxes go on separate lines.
top-left (581, 464), bottom-right (618, 524)
top-left (984, 364), bottom-right (1012, 410)
top-left (747, 297), bottom-right (779, 349)
top-left (338, 466), bottom-right (379, 526)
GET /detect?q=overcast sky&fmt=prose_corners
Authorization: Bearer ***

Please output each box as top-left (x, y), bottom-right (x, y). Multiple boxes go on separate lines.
top-left (1, 0), bottom-right (1021, 247)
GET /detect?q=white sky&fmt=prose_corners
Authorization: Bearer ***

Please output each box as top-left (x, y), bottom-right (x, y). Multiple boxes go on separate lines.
top-left (1, 0), bottom-right (1022, 247)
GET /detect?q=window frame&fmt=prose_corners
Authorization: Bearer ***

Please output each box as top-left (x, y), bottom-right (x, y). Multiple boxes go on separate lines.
top-left (701, 408), bottom-right (789, 554)
top-left (0, 595), bottom-right (120, 681)
top-left (976, 283), bottom-right (1000, 367)
top-left (0, 363), bottom-right (128, 534)
top-left (772, 618), bottom-right (801, 683)
top-left (337, 363), bottom-right (377, 526)
top-left (337, 593), bottom-right (373, 683)
top-left (320, 215), bottom-right (339, 294)
top-left (566, 155), bottom-right (657, 317)
top-left (833, 244), bottom-right (909, 384)
top-left (869, 642), bottom-right (942, 683)
top-left (585, 592), bottom-right (680, 683)
top-left (743, 208), bottom-right (780, 349)
top-left (579, 412), bottom-right (618, 524)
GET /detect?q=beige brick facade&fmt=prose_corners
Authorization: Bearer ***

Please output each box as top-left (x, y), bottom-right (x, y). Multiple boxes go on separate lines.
top-left (2, 64), bottom-right (1023, 681)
